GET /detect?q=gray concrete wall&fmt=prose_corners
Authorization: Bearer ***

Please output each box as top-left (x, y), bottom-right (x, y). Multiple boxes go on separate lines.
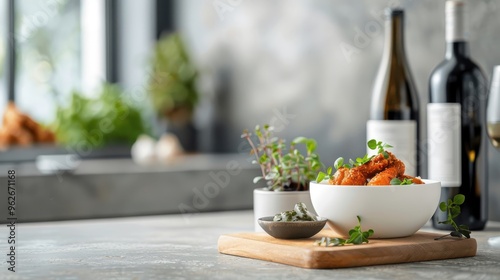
top-left (176, 0), bottom-right (500, 221)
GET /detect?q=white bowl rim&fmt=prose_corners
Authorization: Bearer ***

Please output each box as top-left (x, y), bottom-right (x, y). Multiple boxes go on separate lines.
top-left (311, 179), bottom-right (440, 188)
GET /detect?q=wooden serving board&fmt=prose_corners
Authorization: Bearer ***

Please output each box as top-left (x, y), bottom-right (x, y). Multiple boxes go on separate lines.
top-left (218, 230), bottom-right (477, 269)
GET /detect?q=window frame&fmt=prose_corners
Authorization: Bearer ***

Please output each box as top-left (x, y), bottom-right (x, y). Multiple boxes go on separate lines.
top-left (1, 0), bottom-right (175, 163)
top-left (6, 0), bottom-right (15, 102)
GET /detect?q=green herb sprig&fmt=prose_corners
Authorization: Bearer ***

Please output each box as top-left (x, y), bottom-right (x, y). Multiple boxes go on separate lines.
top-left (390, 178), bottom-right (414, 185)
top-left (435, 194), bottom-right (471, 240)
top-left (315, 166), bottom-right (333, 183)
top-left (367, 139), bottom-right (393, 159)
top-left (315, 216), bottom-right (374, 246)
top-left (315, 139), bottom-right (392, 183)
top-left (334, 139), bottom-right (392, 170)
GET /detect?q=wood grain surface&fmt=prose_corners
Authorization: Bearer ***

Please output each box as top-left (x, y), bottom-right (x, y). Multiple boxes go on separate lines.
top-left (218, 230), bottom-right (477, 269)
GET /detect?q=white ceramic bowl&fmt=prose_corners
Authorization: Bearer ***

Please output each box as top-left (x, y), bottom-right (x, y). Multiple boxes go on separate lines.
top-left (310, 180), bottom-right (441, 238)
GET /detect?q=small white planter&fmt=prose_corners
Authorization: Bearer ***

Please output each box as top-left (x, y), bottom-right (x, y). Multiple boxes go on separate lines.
top-left (253, 188), bottom-right (316, 232)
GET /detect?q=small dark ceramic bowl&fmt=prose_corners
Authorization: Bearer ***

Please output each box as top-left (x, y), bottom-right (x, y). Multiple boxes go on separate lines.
top-left (258, 216), bottom-right (327, 239)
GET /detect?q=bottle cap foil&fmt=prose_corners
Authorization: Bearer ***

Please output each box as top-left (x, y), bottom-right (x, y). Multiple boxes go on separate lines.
top-left (446, 0), bottom-right (465, 42)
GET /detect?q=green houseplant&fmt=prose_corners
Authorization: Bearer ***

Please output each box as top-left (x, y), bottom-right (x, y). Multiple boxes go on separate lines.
top-left (148, 33), bottom-right (198, 150)
top-left (241, 124), bottom-right (323, 231)
top-left (148, 33), bottom-right (198, 123)
top-left (242, 124), bottom-right (322, 191)
top-left (52, 82), bottom-right (148, 150)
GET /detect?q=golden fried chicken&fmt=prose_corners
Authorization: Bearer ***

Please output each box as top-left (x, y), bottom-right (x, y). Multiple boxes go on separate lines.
top-left (331, 152), bottom-right (398, 185)
top-left (356, 152), bottom-right (397, 179)
top-left (0, 102), bottom-right (55, 149)
top-left (330, 167), bottom-right (367, 185)
top-left (367, 159), bottom-right (405, 186)
top-left (329, 151), bottom-right (424, 186)
top-left (329, 167), bottom-right (347, 185)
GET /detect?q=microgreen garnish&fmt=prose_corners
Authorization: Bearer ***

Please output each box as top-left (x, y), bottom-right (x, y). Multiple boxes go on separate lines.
top-left (367, 139), bottom-right (393, 159)
top-left (434, 194), bottom-right (471, 240)
top-left (315, 216), bottom-right (374, 246)
top-left (315, 166), bottom-right (333, 183)
top-left (350, 153), bottom-right (372, 168)
top-left (336, 139), bottom-right (392, 169)
top-left (390, 178), bottom-right (414, 185)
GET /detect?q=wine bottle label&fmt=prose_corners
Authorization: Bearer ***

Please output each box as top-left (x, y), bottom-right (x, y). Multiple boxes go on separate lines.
top-left (427, 103), bottom-right (461, 187)
top-left (366, 120), bottom-right (417, 176)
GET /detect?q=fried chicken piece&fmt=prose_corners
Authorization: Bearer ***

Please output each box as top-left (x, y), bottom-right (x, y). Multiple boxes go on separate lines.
top-left (0, 102), bottom-right (56, 147)
top-left (10, 128), bottom-right (34, 146)
top-left (356, 152), bottom-right (397, 179)
top-left (330, 167), bottom-right (348, 185)
top-left (0, 127), bottom-right (14, 149)
top-left (342, 168), bottom-right (368, 185)
top-left (330, 167), bottom-right (367, 185)
top-left (36, 129), bottom-right (56, 143)
top-left (330, 152), bottom-right (397, 185)
top-left (367, 159), bottom-right (405, 186)
top-left (3, 103), bottom-right (23, 126)
top-left (329, 151), bottom-right (426, 186)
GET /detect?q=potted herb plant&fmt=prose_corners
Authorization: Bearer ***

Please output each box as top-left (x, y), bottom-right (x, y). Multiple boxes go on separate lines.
top-left (148, 33), bottom-right (198, 151)
top-left (53, 82), bottom-right (149, 150)
top-left (241, 124), bottom-right (322, 231)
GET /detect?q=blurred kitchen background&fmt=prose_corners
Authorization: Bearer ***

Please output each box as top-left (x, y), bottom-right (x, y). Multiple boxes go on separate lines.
top-left (0, 0), bottom-right (499, 222)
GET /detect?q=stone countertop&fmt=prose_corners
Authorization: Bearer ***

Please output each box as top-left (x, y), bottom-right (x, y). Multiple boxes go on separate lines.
top-left (1, 211), bottom-right (500, 280)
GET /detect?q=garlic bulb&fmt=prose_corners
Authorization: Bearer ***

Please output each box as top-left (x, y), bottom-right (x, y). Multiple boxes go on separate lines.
top-left (131, 134), bottom-right (157, 165)
top-left (156, 133), bottom-right (184, 164)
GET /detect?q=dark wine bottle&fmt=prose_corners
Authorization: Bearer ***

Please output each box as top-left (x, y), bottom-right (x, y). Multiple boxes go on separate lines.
top-left (368, 8), bottom-right (420, 176)
top-left (428, 0), bottom-right (488, 230)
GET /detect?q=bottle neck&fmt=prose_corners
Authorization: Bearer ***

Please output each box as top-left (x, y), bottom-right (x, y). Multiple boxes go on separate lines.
top-left (445, 41), bottom-right (469, 59)
top-left (385, 14), bottom-right (405, 58)
top-left (445, 1), bottom-right (467, 58)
